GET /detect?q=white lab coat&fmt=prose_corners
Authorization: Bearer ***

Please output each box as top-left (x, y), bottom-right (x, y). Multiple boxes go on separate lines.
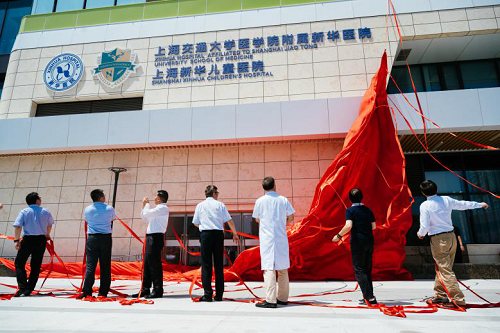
top-left (252, 191), bottom-right (295, 271)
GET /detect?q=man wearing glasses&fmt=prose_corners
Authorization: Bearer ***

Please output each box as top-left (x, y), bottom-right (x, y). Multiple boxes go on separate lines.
top-left (193, 185), bottom-right (239, 302)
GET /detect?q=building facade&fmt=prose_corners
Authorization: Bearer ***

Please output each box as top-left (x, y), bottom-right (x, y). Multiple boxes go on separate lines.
top-left (0, 0), bottom-right (499, 265)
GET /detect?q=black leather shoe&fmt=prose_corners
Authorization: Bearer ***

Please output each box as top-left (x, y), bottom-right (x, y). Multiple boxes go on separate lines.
top-left (255, 301), bottom-right (277, 308)
top-left (131, 290), bottom-right (150, 298)
top-left (427, 297), bottom-right (449, 304)
top-left (76, 293), bottom-right (92, 300)
top-left (214, 296), bottom-right (223, 302)
top-left (97, 293), bottom-right (108, 298)
top-left (198, 295), bottom-right (213, 302)
top-left (145, 291), bottom-right (163, 299)
top-left (277, 299), bottom-right (288, 305)
top-left (14, 289), bottom-right (30, 297)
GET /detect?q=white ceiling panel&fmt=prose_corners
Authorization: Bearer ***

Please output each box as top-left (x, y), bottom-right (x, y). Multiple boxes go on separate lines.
top-left (419, 35), bottom-right (473, 63)
top-left (393, 39), bottom-right (432, 66)
top-left (458, 33), bottom-right (500, 61)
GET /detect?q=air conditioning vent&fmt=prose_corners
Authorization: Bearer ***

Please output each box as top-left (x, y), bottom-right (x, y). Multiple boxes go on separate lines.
top-left (396, 49), bottom-right (412, 61)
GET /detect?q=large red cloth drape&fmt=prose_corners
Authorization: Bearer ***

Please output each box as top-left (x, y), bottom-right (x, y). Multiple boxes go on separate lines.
top-left (226, 51), bottom-right (413, 281)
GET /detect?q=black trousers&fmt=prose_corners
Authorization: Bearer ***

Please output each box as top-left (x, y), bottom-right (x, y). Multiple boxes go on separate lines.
top-left (142, 233), bottom-right (164, 292)
top-left (200, 230), bottom-right (224, 298)
top-left (351, 242), bottom-right (374, 300)
top-left (82, 234), bottom-right (112, 295)
top-left (14, 235), bottom-right (47, 292)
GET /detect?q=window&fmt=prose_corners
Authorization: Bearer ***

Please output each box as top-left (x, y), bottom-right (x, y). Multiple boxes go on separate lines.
top-left (0, 0), bottom-right (33, 55)
top-left (422, 64), bottom-right (441, 92)
top-left (388, 58), bottom-right (500, 94)
top-left (405, 152), bottom-right (500, 245)
top-left (55, 0), bottom-right (84, 12)
top-left (441, 64), bottom-right (461, 90)
top-left (117, 0), bottom-right (146, 5)
top-left (460, 60), bottom-right (500, 89)
top-left (32, 0), bottom-right (55, 15)
top-left (35, 97), bottom-right (143, 117)
top-left (85, 0), bottom-right (115, 9)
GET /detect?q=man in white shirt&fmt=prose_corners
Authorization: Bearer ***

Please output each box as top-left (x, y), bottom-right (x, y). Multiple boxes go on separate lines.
top-left (418, 180), bottom-right (488, 308)
top-left (193, 185), bottom-right (239, 302)
top-left (133, 190), bottom-right (170, 299)
top-left (253, 177), bottom-right (295, 309)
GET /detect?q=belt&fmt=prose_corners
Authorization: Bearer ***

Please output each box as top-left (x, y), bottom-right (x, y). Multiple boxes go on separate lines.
top-left (430, 230), bottom-right (454, 237)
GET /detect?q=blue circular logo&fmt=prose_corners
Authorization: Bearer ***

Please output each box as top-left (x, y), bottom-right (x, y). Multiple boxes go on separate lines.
top-left (43, 53), bottom-right (84, 92)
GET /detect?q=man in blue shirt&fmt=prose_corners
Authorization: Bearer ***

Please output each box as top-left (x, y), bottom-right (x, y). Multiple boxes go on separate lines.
top-left (78, 189), bottom-right (116, 299)
top-left (13, 192), bottom-right (54, 297)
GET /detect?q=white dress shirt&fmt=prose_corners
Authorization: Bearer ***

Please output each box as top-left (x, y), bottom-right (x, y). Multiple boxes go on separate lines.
top-left (192, 197), bottom-right (231, 231)
top-left (252, 191), bottom-right (295, 271)
top-left (141, 203), bottom-right (169, 234)
top-left (418, 195), bottom-right (483, 237)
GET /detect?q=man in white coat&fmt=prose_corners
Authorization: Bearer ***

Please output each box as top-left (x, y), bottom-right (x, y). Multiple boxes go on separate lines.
top-left (253, 177), bottom-right (295, 308)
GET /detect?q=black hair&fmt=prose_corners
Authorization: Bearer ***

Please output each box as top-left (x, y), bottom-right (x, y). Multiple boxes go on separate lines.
top-left (349, 188), bottom-right (363, 204)
top-left (157, 190), bottom-right (169, 203)
top-left (262, 177), bottom-right (275, 191)
top-left (420, 180), bottom-right (438, 196)
top-left (90, 189), bottom-right (105, 202)
top-left (26, 192), bottom-right (40, 205)
top-left (205, 185), bottom-right (218, 197)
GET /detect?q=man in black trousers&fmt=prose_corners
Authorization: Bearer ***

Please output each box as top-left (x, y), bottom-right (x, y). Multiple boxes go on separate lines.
top-left (13, 192), bottom-right (54, 297)
top-left (78, 189), bottom-right (115, 299)
top-left (192, 185), bottom-right (239, 302)
top-left (132, 190), bottom-right (170, 299)
top-left (333, 188), bottom-right (377, 305)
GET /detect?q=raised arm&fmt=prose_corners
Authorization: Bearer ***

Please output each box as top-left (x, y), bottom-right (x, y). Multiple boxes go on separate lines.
top-left (141, 203), bottom-right (167, 220)
top-left (448, 197), bottom-right (488, 211)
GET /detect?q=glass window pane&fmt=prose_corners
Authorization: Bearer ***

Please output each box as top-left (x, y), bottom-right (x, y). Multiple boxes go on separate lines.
top-left (424, 171), bottom-right (465, 194)
top-left (387, 66), bottom-right (424, 94)
top-left (460, 60), bottom-right (500, 89)
top-left (0, 2), bottom-right (8, 34)
top-left (32, 0), bottom-right (54, 14)
top-left (242, 214), bottom-right (259, 237)
top-left (166, 215), bottom-right (185, 240)
top-left (441, 64), bottom-right (461, 90)
top-left (466, 170), bottom-right (500, 194)
top-left (117, 0), bottom-right (146, 5)
top-left (55, 0), bottom-right (84, 12)
top-left (0, 0), bottom-right (33, 54)
top-left (422, 64), bottom-right (441, 92)
top-left (86, 0), bottom-right (115, 9)
top-left (469, 194), bottom-right (500, 244)
top-left (449, 194), bottom-right (473, 244)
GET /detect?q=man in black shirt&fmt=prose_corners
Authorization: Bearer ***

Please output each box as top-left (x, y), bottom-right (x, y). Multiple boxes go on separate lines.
top-left (333, 188), bottom-right (377, 305)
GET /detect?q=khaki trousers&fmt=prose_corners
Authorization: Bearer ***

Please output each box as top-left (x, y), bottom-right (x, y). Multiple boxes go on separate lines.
top-left (263, 270), bottom-right (289, 304)
top-left (430, 232), bottom-right (465, 305)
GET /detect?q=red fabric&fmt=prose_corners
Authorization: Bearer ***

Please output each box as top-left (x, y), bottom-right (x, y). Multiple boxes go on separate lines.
top-left (227, 52), bottom-right (413, 281)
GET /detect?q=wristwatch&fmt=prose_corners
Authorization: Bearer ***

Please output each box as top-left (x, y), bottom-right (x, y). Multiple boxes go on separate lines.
top-left (14, 239), bottom-right (20, 243)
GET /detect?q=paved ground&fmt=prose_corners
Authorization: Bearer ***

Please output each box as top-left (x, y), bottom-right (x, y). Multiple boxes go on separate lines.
top-left (1, 277), bottom-right (499, 333)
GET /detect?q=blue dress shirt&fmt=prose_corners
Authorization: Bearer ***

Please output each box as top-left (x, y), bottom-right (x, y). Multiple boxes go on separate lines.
top-left (84, 202), bottom-right (116, 234)
top-left (13, 205), bottom-right (54, 236)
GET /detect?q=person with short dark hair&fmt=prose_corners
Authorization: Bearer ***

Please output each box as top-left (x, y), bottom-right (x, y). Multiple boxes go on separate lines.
top-left (12, 192), bottom-right (54, 297)
top-left (254, 177), bottom-right (295, 308)
top-left (78, 189), bottom-right (116, 299)
top-left (132, 190), bottom-right (169, 299)
top-left (193, 185), bottom-right (239, 302)
top-left (333, 188), bottom-right (377, 305)
top-left (417, 179), bottom-right (488, 308)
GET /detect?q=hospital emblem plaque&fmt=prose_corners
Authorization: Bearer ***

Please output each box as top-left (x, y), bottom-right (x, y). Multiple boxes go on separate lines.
top-left (93, 48), bottom-right (138, 88)
top-left (43, 53), bottom-right (84, 92)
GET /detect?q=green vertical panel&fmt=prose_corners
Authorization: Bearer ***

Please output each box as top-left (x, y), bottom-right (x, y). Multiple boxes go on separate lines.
top-left (179, 0), bottom-right (206, 16)
top-left (44, 12), bottom-right (78, 30)
top-left (144, 0), bottom-right (179, 20)
top-left (207, 0), bottom-right (240, 13)
top-left (109, 4), bottom-right (144, 23)
top-left (281, 0), bottom-right (316, 6)
top-left (21, 15), bottom-right (47, 32)
top-left (76, 8), bottom-right (111, 27)
top-left (242, 0), bottom-right (280, 10)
